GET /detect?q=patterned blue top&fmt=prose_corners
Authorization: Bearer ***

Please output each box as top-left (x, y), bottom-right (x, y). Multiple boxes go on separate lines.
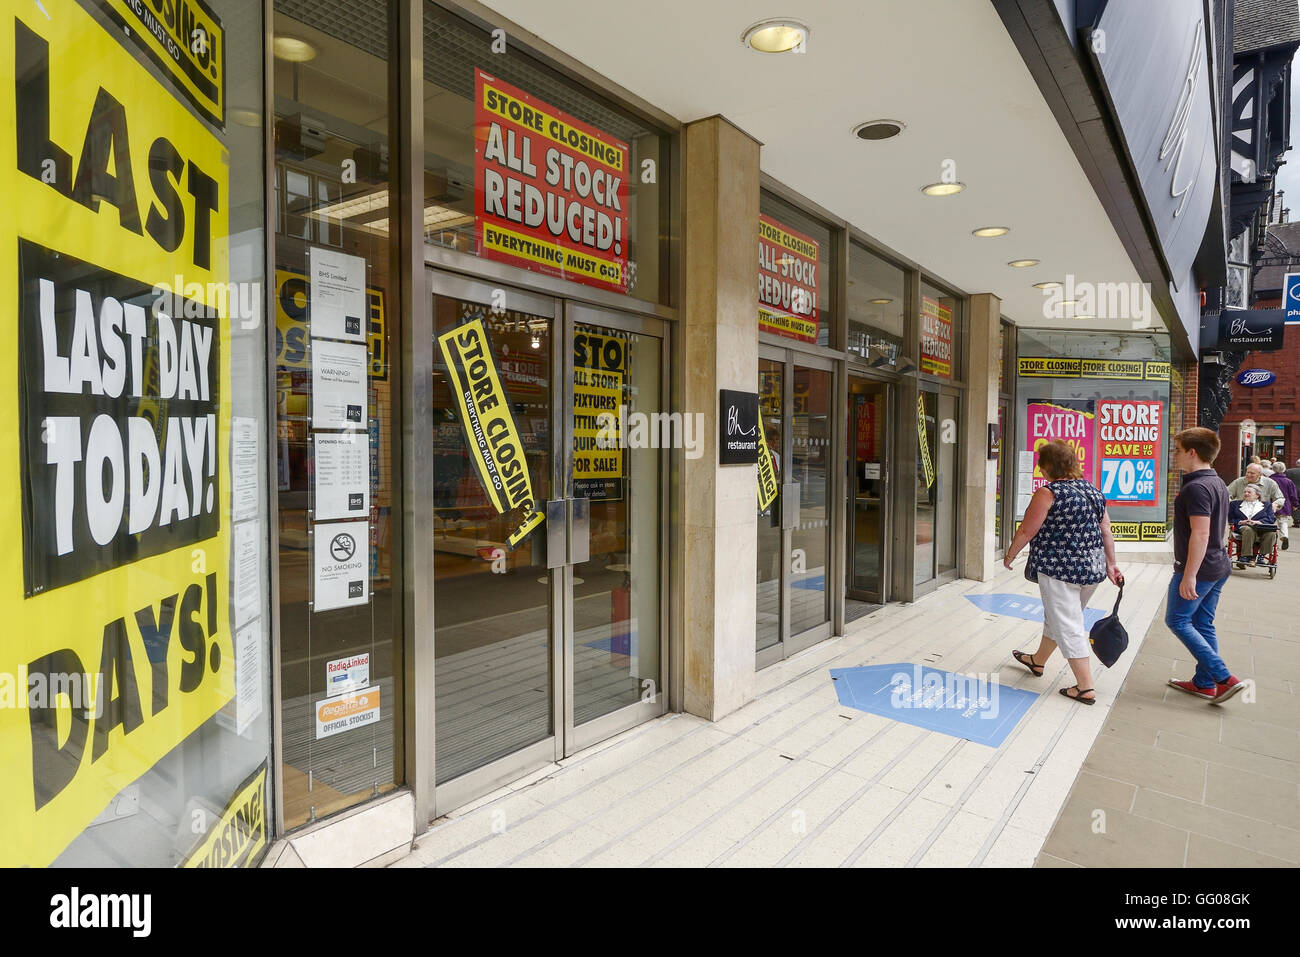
top-left (1026, 479), bottom-right (1107, 585)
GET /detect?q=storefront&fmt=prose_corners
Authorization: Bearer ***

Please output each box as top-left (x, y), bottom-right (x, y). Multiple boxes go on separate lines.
top-left (1011, 331), bottom-right (1174, 544)
top-left (6, 0), bottom-right (1023, 866)
top-left (753, 180), bottom-right (971, 667)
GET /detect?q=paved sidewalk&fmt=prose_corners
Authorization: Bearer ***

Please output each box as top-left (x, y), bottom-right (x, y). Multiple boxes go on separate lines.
top-left (395, 560), bottom-right (1178, 868)
top-left (1037, 549), bottom-right (1300, 868)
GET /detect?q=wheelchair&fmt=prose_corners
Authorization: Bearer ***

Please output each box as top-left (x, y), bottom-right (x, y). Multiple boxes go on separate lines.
top-left (1228, 526), bottom-right (1280, 579)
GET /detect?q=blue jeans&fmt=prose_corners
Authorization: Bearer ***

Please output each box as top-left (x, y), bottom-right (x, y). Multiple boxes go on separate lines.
top-left (1164, 574), bottom-right (1230, 689)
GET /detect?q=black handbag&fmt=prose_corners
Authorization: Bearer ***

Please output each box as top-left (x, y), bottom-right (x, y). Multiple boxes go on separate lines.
top-left (1089, 579), bottom-right (1128, 668)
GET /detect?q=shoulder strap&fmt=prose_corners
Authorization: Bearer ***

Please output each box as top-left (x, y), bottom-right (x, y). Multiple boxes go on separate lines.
top-left (1109, 581), bottom-right (1123, 616)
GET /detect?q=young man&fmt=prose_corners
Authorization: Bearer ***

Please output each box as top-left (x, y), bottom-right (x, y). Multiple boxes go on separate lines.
top-left (1167, 428), bottom-right (1246, 703)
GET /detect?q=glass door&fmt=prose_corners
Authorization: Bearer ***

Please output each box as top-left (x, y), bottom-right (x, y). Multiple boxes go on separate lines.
top-left (430, 273), bottom-right (561, 804)
top-left (757, 347), bottom-right (834, 667)
top-left (847, 377), bottom-right (890, 607)
top-left (565, 304), bottom-right (668, 752)
top-left (429, 272), bottom-right (666, 807)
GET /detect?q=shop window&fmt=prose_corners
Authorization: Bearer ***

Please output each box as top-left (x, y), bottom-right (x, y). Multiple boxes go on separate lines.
top-left (12, 0), bottom-right (274, 866)
top-left (273, 0), bottom-right (403, 830)
top-left (1013, 330), bottom-right (1172, 543)
top-left (759, 191), bottom-right (835, 349)
top-left (847, 242), bottom-right (905, 367)
top-left (422, 3), bottom-right (672, 305)
top-left (920, 280), bottom-right (960, 382)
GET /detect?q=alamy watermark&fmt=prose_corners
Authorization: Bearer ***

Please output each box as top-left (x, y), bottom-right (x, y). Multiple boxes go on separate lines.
top-left (153, 275), bottom-right (262, 330)
top-left (889, 664), bottom-right (1001, 720)
top-left (1041, 274), bottom-right (1153, 327)
top-left (1, 668), bottom-right (105, 718)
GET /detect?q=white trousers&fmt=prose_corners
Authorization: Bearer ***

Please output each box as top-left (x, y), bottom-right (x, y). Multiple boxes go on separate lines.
top-left (1038, 574), bottom-right (1099, 660)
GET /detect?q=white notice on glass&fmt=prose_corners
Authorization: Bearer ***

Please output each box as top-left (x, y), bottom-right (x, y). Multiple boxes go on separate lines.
top-left (235, 623), bottom-right (262, 736)
top-left (232, 520), bottom-right (260, 629)
top-left (309, 247), bottom-right (367, 342)
top-left (1017, 450), bottom-right (1034, 475)
top-left (314, 520), bottom-right (369, 612)
top-left (231, 416), bottom-right (260, 522)
top-left (314, 433), bottom-right (369, 520)
top-left (312, 340), bottom-right (368, 429)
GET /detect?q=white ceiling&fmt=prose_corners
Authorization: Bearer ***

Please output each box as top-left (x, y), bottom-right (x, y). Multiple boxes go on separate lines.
top-left (480, 0), bottom-right (1155, 331)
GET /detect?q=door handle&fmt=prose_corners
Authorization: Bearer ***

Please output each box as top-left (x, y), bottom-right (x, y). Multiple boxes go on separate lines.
top-left (781, 483), bottom-right (801, 530)
top-left (546, 499), bottom-right (568, 569)
top-left (569, 497), bottom-right (591, 565)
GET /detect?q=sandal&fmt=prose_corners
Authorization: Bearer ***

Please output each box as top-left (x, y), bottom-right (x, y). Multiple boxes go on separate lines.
top-left (1060, 685), bottom-right (1096, 705)
top-left (1012, 650), bottom-right (1044, 677)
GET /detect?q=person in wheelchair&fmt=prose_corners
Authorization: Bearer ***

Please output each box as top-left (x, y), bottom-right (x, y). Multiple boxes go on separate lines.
top-left (1229, 484), bottom-right (1278, 567)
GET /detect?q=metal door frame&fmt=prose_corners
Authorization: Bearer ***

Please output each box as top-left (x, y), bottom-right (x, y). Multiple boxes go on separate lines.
top-left (756, 345), bottom-right (836, 667)
top-left (426, 269), bottom-right (670, 813)
top-left (846, 372), bottom-right (893, 606)
top-left (428, 268), bottom-right (564, 815)
top-left (562, 301), bottom-right (671, 753)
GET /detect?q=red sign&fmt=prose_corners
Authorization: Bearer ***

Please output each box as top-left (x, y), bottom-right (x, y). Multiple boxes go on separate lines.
top-left (758, 214), bottom-right (820, 343)
top-left (474, 70), bottom-right (630, 293)
top-left (855, 395), bottom-right (876, 462)
top-left (1097, 400), bottom-right (1161, 505)
top-left (920, 296), bottom-right (953, 379)
top-left (1026, 400), bottom-right (1096, 490)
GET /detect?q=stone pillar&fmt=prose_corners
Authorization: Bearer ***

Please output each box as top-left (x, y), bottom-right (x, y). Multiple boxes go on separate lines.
top-left (681, 116), bottom-right (761, 721)
top-left (961, 293), bottom-right (1001, 581)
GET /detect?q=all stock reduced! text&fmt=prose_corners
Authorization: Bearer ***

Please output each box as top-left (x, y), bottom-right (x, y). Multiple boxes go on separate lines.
top-left (475, 70), bottom-right (629, 293)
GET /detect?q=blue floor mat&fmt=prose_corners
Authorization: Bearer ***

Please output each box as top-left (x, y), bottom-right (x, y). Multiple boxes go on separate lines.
top-left (965, 593), bottom-right (1107, 630)
top-left (830, 663), bottom-right (1038, 748)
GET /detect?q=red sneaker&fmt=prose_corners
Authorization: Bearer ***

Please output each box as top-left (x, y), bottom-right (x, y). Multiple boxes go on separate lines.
top-left (1210, 675), bottom-right (1246, 705)
top-left (1168, 678), bottom-right (1215, 700)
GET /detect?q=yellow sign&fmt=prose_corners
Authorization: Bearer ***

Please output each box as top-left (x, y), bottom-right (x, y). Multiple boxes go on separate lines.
top-left (1018, 357), bottom-right (1081, 377)
top-left (481, 221), bottom-right (623, 287)
top-left (1144, 361), bottom-right (1171, 381)
top-left (1108, 522), bottom-right (1169, 542)
top-left (758, 307), bottom-right (818, 341)
top-left (437, 316), bottom-right (545, 549)
top-left (181, 761), bottom-right (268, 868)
top-left (918, 394), bottom-right (935, 488)
top-left (1, 0), bottom-right (232, 865)
top-left (757, 412), bottom-right (779, 511)
top-left (97, 0), bottom-right (226, 127)
top-left (573, 328), bottom-right (625, 499)
top-left (274, 268), bottom-right (387, 379)
top-left (1081, 359), bottom-right (1145, 380)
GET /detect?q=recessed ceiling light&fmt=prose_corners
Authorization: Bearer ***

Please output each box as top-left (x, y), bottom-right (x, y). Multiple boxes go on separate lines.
top-left (742, 19), bottom-right (809, 53)
top-left (854, 120), bottom-right (905, 140)
top-left (972, 226), bottom-right (1009, 237)
top-left (1007, 259), bottom-right (1039, 268)
top-left (1074, 314), bottom-right (1096, 320)
top-left (869, 298), bottom-right (893, 304)
top-left (921, 182), bottom-right (964, 196)
top-left (1033, 281), bottom-right (1062, 289)
top-left (1058, 299), bottom-right (1078, 306)
top-left (274, 36), bottom-right (316, 62)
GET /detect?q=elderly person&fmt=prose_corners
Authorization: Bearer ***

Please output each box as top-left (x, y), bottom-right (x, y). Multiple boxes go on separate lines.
top-left (1004, 439), bottom-right (1123, 705)
top-left (1227, 462), bottom-right (1284, 508)
top-left (1229, 484), bottom-right (1278, 567)
top-left (1271, 462), bottom-right (1298, 550)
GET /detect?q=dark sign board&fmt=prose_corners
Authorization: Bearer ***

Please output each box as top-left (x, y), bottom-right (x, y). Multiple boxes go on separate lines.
top-left (987, 423), bottom-right (1001, 461)
top-left (1214, 309), bottom-right (1285, 352)
top-left (719, 390), bottom-right (760, 465)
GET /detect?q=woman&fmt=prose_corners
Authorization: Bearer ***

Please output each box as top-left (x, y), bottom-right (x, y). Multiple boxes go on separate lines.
top-left (1229, 484), bottom-right (1278, 567)
top-left (1270, 461), bottom-right (1298, 550)
top-left (1003, 439), bottom-right (1122, 704)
